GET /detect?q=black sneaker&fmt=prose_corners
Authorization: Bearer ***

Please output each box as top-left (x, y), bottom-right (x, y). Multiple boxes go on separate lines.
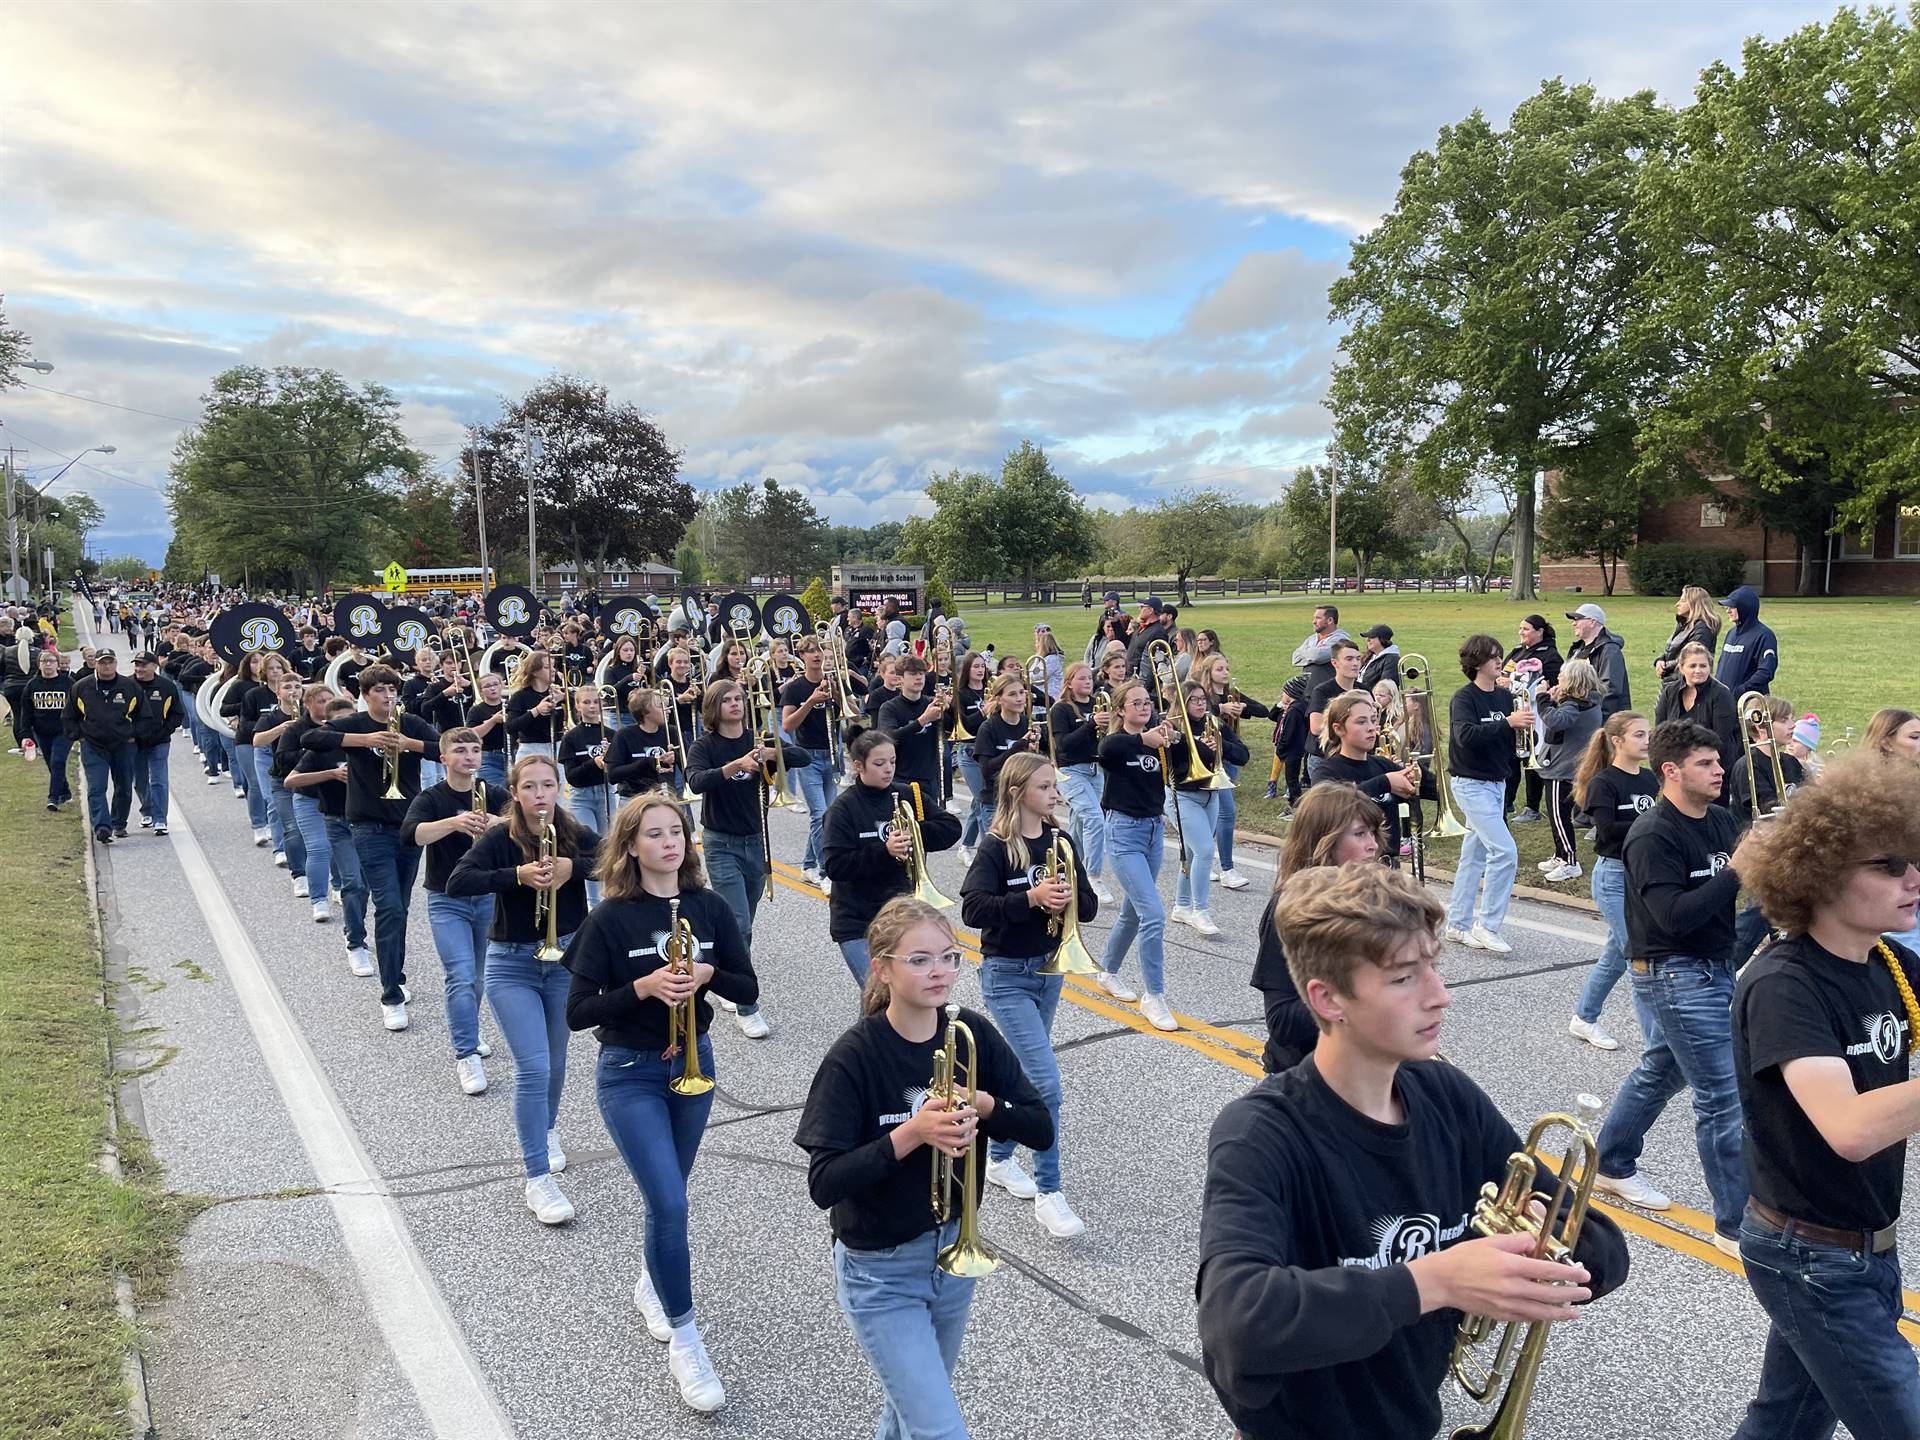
top-left (46, 802), bottom-right (57, 812)
top-left (112, 826), bottom-right (128, 839)
top-left (95, 826), bottom-right (113, 844)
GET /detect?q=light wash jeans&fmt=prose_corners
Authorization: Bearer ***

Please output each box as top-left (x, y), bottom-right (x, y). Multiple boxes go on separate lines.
top-left (221, 734), bottom-right (245, 791)
top-left (486, 938), bottom-right (575, 1178)
top-left (1576, 855), bottom-right (1629, 1024)
top-left (838, 937), bottom-right (871, 987)
top-left (1214, 761), bottom-right (1240, 871)
top-left (419, 758), bottom-right (445, 789)
top-left (1056, 762), bottom-right (1106, 877)
top-left (703, 831), bottom-right (764, 1017)
top-left (239, 744), bottom-right (269, 829)
top-left (567, 782), bottom-right (611, 905)
top-left (292, 795), bottom-right (367, 946)
top-left (1100, 812), bottom-right (1166, 994)
top-left (479, 750), bottom-right (507, 787)
top-left (980, 954), bottom-right (1064, 1193)
top-left (271, 774), bottom-right (305, 879)
top-left (250, 744), bottom-right (288, 853)
top-left (956, 750), bottom-right (987, 847)
top-left (791, 746), bottom-right (835, 872)
top-left (597, 1037), bottom-right (716, 1327)
top-left (1444, 776), bottom-right (1518, 934)
top-left (426, 891), bottom-right (491, 1059)
top-left (834, 1220), bottom-right (977, 1440)
top-left (1173, 790), bottom-right (1218, 914)
top-left (1597, 954), bottom-right (1746, 1239)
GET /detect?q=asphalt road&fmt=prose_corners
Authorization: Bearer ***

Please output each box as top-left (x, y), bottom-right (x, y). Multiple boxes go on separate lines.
top-left (88, 614), bottom-right (1916, 1440)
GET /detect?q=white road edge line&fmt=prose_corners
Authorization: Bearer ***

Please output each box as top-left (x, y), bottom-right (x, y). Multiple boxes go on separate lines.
top-left (166, 803), bottom-right (516, 1439)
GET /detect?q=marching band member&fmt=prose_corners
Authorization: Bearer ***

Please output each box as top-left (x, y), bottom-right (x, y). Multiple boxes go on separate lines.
top-left (822, 729), bottom-right (961, 984)
top-left (1727, 752), bottom-right (1920, 1438)
top-left (1095, 678), bottom-right (1181, 1031)
top-left (446, 753), bottom-right (597, 1225)
top-left (1728, 693), bottom-right (1804, 968)
top-left (1533, 658), bottom-right (1605, 882)
top-left (780, 637), bottom-right (839, 888)
top-left (467, 669), bottom-right (510, 786)
top-left (1566, 711), bottom-right (1654, 1051)
top-left (601, 634), bottom-right (642, 727)
top-left (607, 689), bottom-right (677, 798)
top-left (559, 685), bottom-right (615, 886)
top-left (252, 672), bottom-right (310, 893)
top-left (795, 896), bottom-right (1051, 1440)
top-left (1503, 614), bottom-right (1563, 822)
top-left (1195, 653), bottom-right (1264, 890)
top-left (1442, 635), bottom-right (1533, 955)
top-left (233, 650), bottom-right (289, 846)
top-left (969, 673), bottom-right (1034, 841)
top-left (879, 656), bottom-right (949, 806)
top-left (564, 793), bottom-right (757, 1415)
top-left (1169, 682), bottom-right (1229, 938)
top-left (402, 728), bottom-right (507, 1096)
top-left (1311, 690), bottom-right (1416, 859)
top-left (286, 697), bottom-right (371, 972)
top-left (864, 654), bottom-right (900, 722)
top-left (1198, 862), bottom-right (1627, 1440)
top-left (504, 648), bottom-right (564, 760)
top-left (961, 753), bottom-right (1096, 1237)
top-left (1046, 662), bottom-right (1113, 904)
top-left (951, 650), bottom-right (991, 862)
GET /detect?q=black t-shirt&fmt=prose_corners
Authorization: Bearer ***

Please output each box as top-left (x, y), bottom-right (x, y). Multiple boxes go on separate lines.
top-left (300, 711), bottom-right (442, 825)
top-left (1729, 750), bottom-right (1806, 834)
top-left (820, 782), bottom-right (961, 943)
top-left (467, 701), bottom-right (507, 753)
top-left (401, 780), bottom-right (509, 893)
top-left (1047, 699), bottom-right (1100, 768)
top-left (559, 721), bottom-right (615, 790)
top-left (688, 729), bottom-right (810, 838)
top-left (506, 686), bottom-right (565, 745)
top-left (1623, 798), bottom-right (1743, 962)
top-left (780, 673), bottom-right (832, 751)
top-left (1308, 678), bottom-right (1355, 718)
top-left (1250, 900), bottom-right (1316, 1074)
top-left (959, 824), bottom-right (1098, 960)
top-left (606, 723), bottom-right (676, 796)
top-left (1310, 753), bottom-right (1403, 854)
top-left (793, 1007), bottom-right (1051, 1250)
top-left (1734, 935), bottom-right (1920, 1231)
top-left (1581, 766), bottom-right (1659, 859)
top-left (290, 745), bottom-right (349, 818)
top-left (562, 888), bottom-right (758, 1052)
top-left (879, 692), bottom-right (944, 788)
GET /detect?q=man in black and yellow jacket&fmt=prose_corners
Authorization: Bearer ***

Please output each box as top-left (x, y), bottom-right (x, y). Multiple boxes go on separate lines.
top-left (64, 648), bottom-right (143, 843)
top-left (129, 651), bottom-right (184, 836)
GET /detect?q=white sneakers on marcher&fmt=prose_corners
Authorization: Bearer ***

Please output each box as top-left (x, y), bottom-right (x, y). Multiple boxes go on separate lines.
top-left (1217, 869), bottom-right (1251, 891)
top-left (292, 874), bottom-right (309, 897)
top-left (457, 1055), bottom-right (488, 1095)
top-left (251, 826), bottom-right (270, 845)
top-left (736, 1010), bottom-right (770, 1040)
top-left (381, 1002), bottom-right (409, 1032)
top-left (546, 1129), bottom-right (568, 1174)
top-left (525, 1175), bottom-right (575, 1225)
top-left (311, 900), bottom-right (330, 923)
top-left (1468, 925), bottom-right (1513, 954)
top-left (1139, 993), bottom-right (1178, 1031)
top-left (1169, 905), bottom-right (1194, 928)
top-left (1542, 862), bottom-right (1582, 883)
top-left (1090, 878), bottom-right (1114, 905)
top-left (347, 946), bottom-right (375, 977)
top-left (633, 1271), bottom-right (672, 1342)
top-left (1034, 1191), bottom-right (1086, 1238)
top-left (272, 850), bottom-right (289, 868)
top-left (1568, 1016), bottom-right (1620, 1051)
top-left (1594, 1170), bottom-right (1671, 1211)
top-left (1096, 971), bottom-right (1138, 1002)
top-left (1187, 911), bottom-right (1222, 938)
top-left (985, 1156), bottom-right (1038, 1198)
top-left (668, 1326), bottom-right (726, 1412)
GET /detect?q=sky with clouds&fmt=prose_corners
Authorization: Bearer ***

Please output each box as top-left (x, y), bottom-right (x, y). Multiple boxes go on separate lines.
top-left (1, 0), bottom-right (1845, 567)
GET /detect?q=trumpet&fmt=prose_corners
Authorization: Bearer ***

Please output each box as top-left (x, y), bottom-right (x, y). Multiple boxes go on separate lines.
top-left (930, 1002), bottom-right (998, 1278)
top-left (533, 817), bottom-right (565, 962)
top-left (471, 778), bottom-right (488, 813)
top-left (381, 703), bottom-right (406, 800)
top-left (663, 898), bottom-right (714, 1097)
top-left (1449, 1094), bottom-right (1603, 1440)
top-left (1826, 725), bottom-right (1856, 757)
top-left (1036, 833), bottom-right (1098, 975)
top-left (893, 789), bottom-right (954, 909)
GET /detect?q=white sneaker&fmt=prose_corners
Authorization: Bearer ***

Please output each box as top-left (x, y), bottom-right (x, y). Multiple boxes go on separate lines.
top-left (252, 827), bottom-right (270, 845)
top-left (1210, 868), bottom-right (1223, 881)
top-left (207, 774), bottom-right (222, 786)
top-left (1542, 862), bottom-right (1582, 883)
top-left (1034, 1191), bottom-right (1086, 1238)
top-left (347, 946), bottom-right (375, 977)
top-left (1444, 925), bottom-right (1485, 949)
top-left (802, 865), bottom-right (820, 885)
top-left (1218, 869), bottom-right (1251, 891)
top-left (382, 1002), bottom-right (409, 1032)
top-left (400, 984), bottom-right (412, 1003)
top-left (715, 995), bottom-right (738, 1013)
top-left (546, 1129), bottom-right (567, 1174)
top-left (232, 784), bottom-right (247, 798)
top-left (457, 1055), bottom-right (488, 1095)
top-left (1091, 879), bottom-right (1114, 905)
top-left (1537, 858), bottom-right (1562, 872)
top-left (1568, 1016), bottom-right (1620, 1051)
top-left (958, 844), bottom-right (975, 866)
top-left (1594, 1171), bottom-right (1671, 1211)
top-left (1188, 911), bottom-right (1222, 938)
top-left (272, 850), bottom-right (289, 869)
top-left (477, 1038), bottom-right (493, 1059)
top-left (1168, 905), bottom-right (1195, 928)
top-left (1097, 971), bottom-right (1139, 1002)
top-left (292, 874), bottom-right (309, 897)
top-left (311, 900), bottom-right (331, 923)
top-left (985, 1156), bottom-right (1037, 1198)
top-left (1139, 992), bottom-right (1178, 1031)
top-left (1468, 924), bottom-right (1513, 954)
top-left (1714, 1232), bottom-right (1742, 1260)
top-left (817, 876), bottom-right (831, 897)
top-left (667, 1329), bottom-right (726, 1413)
top-left (632, 1271), bottom-right (672, 1342)
top-left (524, 1175), bottom-right (575, 1225)
top-left (736, 1009), bottom-right (770, 1040)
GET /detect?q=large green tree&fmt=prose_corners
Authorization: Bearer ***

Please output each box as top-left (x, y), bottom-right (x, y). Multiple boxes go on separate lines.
top-left (168, 366), bottom-right (423, 594)
top-left (1330, 80), bottom-right (1671, 600)
top-left (1142, 488), bottom-right (1239, 605)
top-left (1279, 458), bottom-right (1414, 586)
top-left (370, 471), bottom-right (468, 571)
top-left (900, 442), bottom-right (1097, 590)
top-left (0, 296), bottom-right (30, 391)
top-left (704, 477), bottom-right (828, 585)
top-left (1538, 426), bottom-right (1651, 595)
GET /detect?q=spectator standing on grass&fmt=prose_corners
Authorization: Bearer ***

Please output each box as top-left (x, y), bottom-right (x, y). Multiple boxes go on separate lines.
top-left (1357, 623), bottom-right (1401, 690)
top-left (1288, 603), bottom-right (1349, 698)
top-left (1122, 596), bottom-right (1171, 678)
top-left (1653, 586), bottom-right (1721, 687)
top-left (1717, 586), bottom-right (1779, 698)
top-left (1532, 659), bottom-right (1604, 883)
top-left (1565, 603), bottom-right (1630, 717)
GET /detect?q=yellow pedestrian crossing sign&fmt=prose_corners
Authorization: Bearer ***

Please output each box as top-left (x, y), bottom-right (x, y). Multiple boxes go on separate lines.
top-left (382, 562), bottom-right (408, 594)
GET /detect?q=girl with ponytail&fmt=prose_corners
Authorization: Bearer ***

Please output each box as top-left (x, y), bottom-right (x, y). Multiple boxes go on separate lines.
top-left (1567, 710), bottom-right (1654, 1051)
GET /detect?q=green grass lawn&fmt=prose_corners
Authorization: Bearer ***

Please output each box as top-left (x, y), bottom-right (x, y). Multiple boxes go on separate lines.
top-left (0, 735), bottom-right (196, 1438)
top-left (960, 590), bottom-right (1910, 892)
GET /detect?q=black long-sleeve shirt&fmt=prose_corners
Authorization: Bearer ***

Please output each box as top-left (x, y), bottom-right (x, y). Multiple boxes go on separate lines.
top-left (1312, 752), bottom-right (1403, 854)
top-left (64, 672), bottom-right (142, 748)
top-left (1623, 797), bottom-right (1742, 962)
top-left (879, 692), bottom-right (946, 792)
top-left (1099, 729), bottom-right (1177, 818)
top-left (605, 723), bottom-right (676, 796)
top-left (1250, 901), bottom-right (1316, 1074)
top-left (794, 1007), bottom-right (1051, 1250)
top-left (559, 721), bottom-right (616, 791)
top-left (687, 729), bottom-right (812, 838)
top-left (505, 685), bottom-right (565, 745)
top-left (1197, 1059), bottom-right (1628, 1440)
top-left (401, 780), bottom-right (508, 892)
top-left (300, 711), bottom-right (442, 825)
top-left (445, 819), bottom-right (600, 942)
top-left (959, 825), bottom-right (1097, 960)
top-left (1047, 698), bottom-right (1101, 768)
top-left (1579, 765), bottom-right (1658, 859)
top-left (289, 745), bottom-right (348, 817)
top-left (563, 888), bottom-right (758, 1050)
top-left (821, 781), bottom-right (961, 942)
top-left (971, 712), bottom-right (1033, 796)
top-left (21, 672), bottom-right (72, 740)
top-left (1446, 682), bottom-right (1515, 782)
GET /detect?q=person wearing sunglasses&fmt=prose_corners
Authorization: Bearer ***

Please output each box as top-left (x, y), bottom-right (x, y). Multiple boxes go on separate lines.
top-left (1728, 752), bottom-right (1920, 1439)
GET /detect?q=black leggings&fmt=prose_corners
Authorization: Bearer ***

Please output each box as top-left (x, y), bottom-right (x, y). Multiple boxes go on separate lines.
top-left (1546, 778), bottom-right (1579, 864)
top-left (1504, 762), bottom-right (1543, 815)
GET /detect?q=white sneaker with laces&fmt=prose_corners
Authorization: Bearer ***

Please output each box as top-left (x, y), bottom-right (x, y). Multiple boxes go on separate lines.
top-left (1097, 971), bottom-right (1139, 1002)
top-left (1139, 992), bottom-right (1178, 1032)
top-left (1542, 862), bottom-right (1582, 883)
top-left (457, 1055), bottom-right (488, 1095)
top-left (1594, 1171), bottom-right (1671, 1210)
top-left (477, 1038), bottom-right (493, 1059)
top-left (667, 1328), bottom-right (726, 1413)
top-left (273, 850), bottom-right (289, 869)
top-left (546, 1129), bottom-right (567, 1174)
top-left (1034, 1191), bottom-right (1086, 1238)
top-left (817, 876), bottom-right (831, 898)
top-left (232, 784), bottom-right (247, 798)
top-left (292, 874), bottom-right (310, 897)
top-left (1210, 868), bottom-right (1223, 881)
top-left (958, 844), bottom-right (975, 866)
top-left (1218, 869), bottom-right (1251, 891)
top-left (736, 1009), bottom-right (770, 1040)
top-left (633, 1271), bottom-right (672, 1342)
top-left (1568, 1016), bottom-right (1620, 1051)
top-left (252, 826), bottom-right (270, 845)
top-left (524, 1175), bottom-right (575, 1225)
top-left (1168, 905), bottom-right (1195, 928)
top-left (985, 1156), bottom-right (1037, 1198)
top-left (347, 946), bottom-right (375, 977)
top-left (1537, 858), bottom-right (1562, 872)
top-left (382, 1002), bottom-right (409, 1032)
top-left (1188, 911), bottom-right (1222, 938)
top-left (715, 995), bottom-right (738, 1013)
top-left (1444, 925), bottom-right (1485, 949)
top-left (1091, 879), bottom-right (1114, 905)
top-left (1468, 924), bottom-right (1513, 954)
top-left (207, 774), bottom-right (223, 786)
top-left (311, 900), bottom-right (331, 923)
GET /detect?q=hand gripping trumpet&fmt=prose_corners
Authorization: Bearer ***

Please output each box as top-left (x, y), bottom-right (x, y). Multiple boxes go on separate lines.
top-left (929, 1003), bottom-right (999, 1278)
top-left (532, 815), bottom-right (565, 962)
top-left (662, 898), bottom-right (714, 1096)
top-left (1035, 833), bottom-right (1098, 975)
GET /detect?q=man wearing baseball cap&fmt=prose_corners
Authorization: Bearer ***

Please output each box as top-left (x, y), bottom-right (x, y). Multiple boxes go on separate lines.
top-left (129, 652), bottom-right (183, 836)
top-left (1124, 596), bottom-right (1171, 677)
top-left (1358, 623), bottom-right (1401, 690)
top-left (63, 647), bottom-right (142, 844)
top-left (1565, 603), bottom-right (1630, 717)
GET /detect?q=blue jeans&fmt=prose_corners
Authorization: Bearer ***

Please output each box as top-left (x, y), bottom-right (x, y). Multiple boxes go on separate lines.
top-left (980, 955), bottom-right (1064, 1192)
top-left (480, 750), bottom-right (507, 786)
top-left (1576, 855), bottom-right (1629, 1023)
top-left (272, 777), bottom-right (305, 878)
top-left (1445, 776), bottom-right (1518, 934)
top-left (132, 741), bottom-right (170, 826)
top-left (567, 783), bottom-right (611, 905)
top-left (349, 822), bottom-right (421, 1005)
top-left (1173, 790), bottom-right (1219, 912)
top-left (1056, 762), bottom-right (1106, 877)
top-left (487, 939), bottom-right (574, 1177)
top-left (40, 731), bottom-right (72, 805)
top-left (839, 938), bottom-right (871, 987)
top-left (253, 745), bottom-right (293, 855)
top-left (1597, 954), bottom-right (1746, 1238)
top-left (1734, 1211), bottom-right (1920, 1439)
top-left (792, 748), bottom-right (835, 872)
top-left (1101, 812), bottom-right (1165, 994)
top-left (956, 750), bottom-right (987, 847)
top-left (419, 758), bottom-right (445, 789)
top-left (703, 831), bottom-right (764, 1017)
top-left (1735, 902), bottom-right (1774, 968)
top-left (834, 1220), bottom-right (977, 1440)
top-left (426, 891), bottom-right (491, 1058)
top-left (240, 744), bottom-right (270, 829)
top-left (596, 1038), bottom-right (716, 1326)
top-left (80, 739), bottom-right (134, 832)
top-left (292, 797), bottom-right (367, 946)
top-left (221, 735), bottom-right (244, 788)
top-left (1214, 761), bottom-right (1240, 870)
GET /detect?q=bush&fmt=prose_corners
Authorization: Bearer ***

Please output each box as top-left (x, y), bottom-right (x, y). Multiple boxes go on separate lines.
top-left (798, 576), bottom-right (832, 625)
top-left (922, 575), bottom-right (954, 618)
top-left (1625, 543), bottom-right (1746, 597)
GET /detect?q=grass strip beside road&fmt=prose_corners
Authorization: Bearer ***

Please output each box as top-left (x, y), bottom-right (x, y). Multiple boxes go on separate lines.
top-left (0, 747), bottom-right (196, 1439)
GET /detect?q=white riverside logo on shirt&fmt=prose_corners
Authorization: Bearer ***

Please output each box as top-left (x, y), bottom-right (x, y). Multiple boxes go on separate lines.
top-left (1340, 1211), bottom-right (1473, 1269)
top-left (1619, 795), bottom-right (1655, 815)
top-left (1688, 851), bottom-right (1733, 880)
top-left (1848, 1011), bottom-right (1907, 1064)
top-left (1127, 753), bottom-right (1162, 775)
top-left (879, 1085), bottom-right (929, 1128)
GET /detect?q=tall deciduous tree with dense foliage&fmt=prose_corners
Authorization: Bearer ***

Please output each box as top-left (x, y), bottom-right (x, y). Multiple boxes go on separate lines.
top-left (1279, 459), bottom-right (1413, 587)
top-left (900, 441), bottom-right (1097, 590)
top-left (168, 366), bottom-right (423, 594)
top-left (1143, 488), bottom-right (1238, 604)
top-left (1538, 429), bottom-right (1648, 595)
top-left (704, 476), bottom-right (828, 584)
top-left (0, 296), bottom-right (30, 391)
top-left (1330, 80), bottom-right (1670, 601)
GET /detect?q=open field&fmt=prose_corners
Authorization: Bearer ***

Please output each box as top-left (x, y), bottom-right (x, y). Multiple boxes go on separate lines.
top-left (960, 590), bottom-right (1913, 887)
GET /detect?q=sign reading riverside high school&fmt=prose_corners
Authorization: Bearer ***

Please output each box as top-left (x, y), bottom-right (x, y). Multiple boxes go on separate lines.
top-left (832, 564), bottom-right (924, 617)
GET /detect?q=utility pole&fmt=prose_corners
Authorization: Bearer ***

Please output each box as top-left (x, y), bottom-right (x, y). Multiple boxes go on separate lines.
top-left (470, 436), bottom-right (491, 590)
top-left (524, 425), bottom-right (540, 595)
top-left (3, 447), bottom-right (18, 597)
top-left (1327, 454), bottom-right (1339, 591)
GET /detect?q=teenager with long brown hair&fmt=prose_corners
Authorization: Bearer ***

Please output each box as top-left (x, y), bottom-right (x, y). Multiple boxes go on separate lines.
top-left (1566, 710), bottom-right (1653, 1052)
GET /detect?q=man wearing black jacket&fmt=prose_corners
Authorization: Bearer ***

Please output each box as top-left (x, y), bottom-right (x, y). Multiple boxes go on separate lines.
top-left (64, 647), bottom-right (142, 844)
top-left (1122, 595), bottom-right (1170, 678)
top-left (128, 652), bottom-right (183, 837)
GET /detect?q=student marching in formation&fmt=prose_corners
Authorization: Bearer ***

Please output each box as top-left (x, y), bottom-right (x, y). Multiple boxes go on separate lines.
top-left (795, 895), bottom-right (1052, 1440)
top-left (1310, 689), bottom-right (1417, 859)
top-left (563, 792), bottom-right (758, 1415)
top-left (879, 655), bottom-right (950, 805)
top-left (822, 728), bottom-right (961, 984)
top-left (960, 752), bottom-right (1097, 1238)
top-left (253, 671), bottom-right (309, 893)
top-left (558, 685), bottom-right (615, 891)
top-left (1198, 861), bottom-right (1628, 1440)
top-left (467, 669), bottom-right (510, 785)
top-left (402, 728), bottom-right (507, 1096)
top-left (1442, 634), bottom-right (1533, 954)
top-left (447, 753), bottom-right (598, 1225)
top-left (1194, 651), bottom-right (1265, 891)
top-left (1095, 677), bottom-right (1182, 1030)
top-left (273, 680), bottom-right (336, 918)
top-left (607, 688), bottom-right (677, 800)
top-left (286, 697), bottom-right (372, 970)
top-left (1566, 710), bottom-right (1655, 1051)
top-left (969, 673), bottom-right (1034, 841)
top-left (1044, 661), bottom-right (1112, 904)
top-left (504, 648), bottom-right (565, 760)
top-left (780, 636), bottom-right (839, 890)
top-left (1168, 681), bottom-right (1230, 937)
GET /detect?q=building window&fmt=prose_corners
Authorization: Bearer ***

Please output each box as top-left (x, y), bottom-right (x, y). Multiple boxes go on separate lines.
top-left (1897, 505), bottom-right (1920, 561)
top-left (609, 572), bottom-right (629, 587)
top-left (1699, 501), bottom-right (1727, 529)
top-left (1839, 523), bottom-right (1876, 560)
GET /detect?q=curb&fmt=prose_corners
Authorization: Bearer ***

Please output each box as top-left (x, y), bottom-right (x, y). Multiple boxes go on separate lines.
top-left (1231, 827), bottom-right (1601, 917)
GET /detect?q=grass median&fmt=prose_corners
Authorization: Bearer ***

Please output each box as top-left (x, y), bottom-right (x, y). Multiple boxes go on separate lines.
top-left (0, 732), bottom-right (197, 1439)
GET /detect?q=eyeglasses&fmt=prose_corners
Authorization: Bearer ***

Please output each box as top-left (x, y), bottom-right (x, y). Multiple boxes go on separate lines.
top-left (1856, 856), bottom-right (1920, 879)
top-left (892, 948), bottom-right (965, 973)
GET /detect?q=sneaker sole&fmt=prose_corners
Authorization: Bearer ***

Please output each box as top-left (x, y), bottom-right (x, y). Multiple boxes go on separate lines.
top-left (1594, 1182), bottom-right (1670, 1211)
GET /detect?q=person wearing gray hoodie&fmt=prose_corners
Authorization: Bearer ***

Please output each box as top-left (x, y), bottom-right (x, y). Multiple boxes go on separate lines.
top-left (1715, 585), bottom-right (1779, 697)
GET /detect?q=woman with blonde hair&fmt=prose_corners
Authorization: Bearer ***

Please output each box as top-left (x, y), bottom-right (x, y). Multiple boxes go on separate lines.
top-left (1566, 710), bottom-right (1654, 1051)
top-left (504, 646), bottom-right (564, 760)
top-left (1534, 658), bottom-right (1606, 882)
top-left (1653, 584), bottom-right (1722, 685)
top-left (1864, 706), bottom-right (1920, 760)
top-left (1653, 641), bottom-right (1739, 803)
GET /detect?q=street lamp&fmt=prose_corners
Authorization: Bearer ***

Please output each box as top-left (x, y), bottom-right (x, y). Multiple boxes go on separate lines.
top-left (20, 359), bottom-right (54, 374)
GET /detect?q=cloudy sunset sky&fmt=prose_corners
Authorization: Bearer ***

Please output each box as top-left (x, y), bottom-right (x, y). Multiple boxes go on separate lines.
top-left (2, 0), bottom-right (1843, 566)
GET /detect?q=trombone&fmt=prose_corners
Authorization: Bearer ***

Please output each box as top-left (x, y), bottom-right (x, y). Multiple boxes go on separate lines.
top-left (1399, 653), bottom-right (1466, 839)
top-left (749, 661), bottom-right (795, 810)
top-left (663, 898), bottom-right (714, 1096)
top-left (1145, 639), bottom-right (1213, 785)
top-left (533, 816), bottom-right (565, 961)
top-left (893, 789), bottom-right (954, 909)
top-left (1739, 691), bottom-right (1790, 822)
top-left (930, 1002), bottom-right (998, 1277)
top-left (1035, 833), bottom-right (1098, 975)
top-left (659, 683), bottom-right (695, 802)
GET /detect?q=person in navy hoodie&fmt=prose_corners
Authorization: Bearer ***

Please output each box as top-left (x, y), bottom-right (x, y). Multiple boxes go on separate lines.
top-left (1716, 586), bottom-right (1779, 698)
